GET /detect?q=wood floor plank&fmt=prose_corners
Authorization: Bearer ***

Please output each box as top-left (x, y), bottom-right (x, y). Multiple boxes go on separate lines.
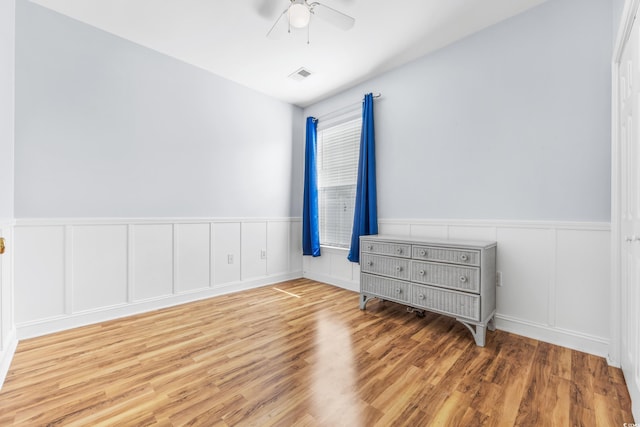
top-left (0, 279), bottom-right (633, 426)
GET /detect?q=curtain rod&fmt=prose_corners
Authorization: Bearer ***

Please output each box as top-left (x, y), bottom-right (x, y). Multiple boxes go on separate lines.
top-left (315, 93), bottom-right (381, 122)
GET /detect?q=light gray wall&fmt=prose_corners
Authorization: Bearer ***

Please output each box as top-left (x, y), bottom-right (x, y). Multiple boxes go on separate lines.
top-left (0, 0), bottom-right (15, 220)
top-left (15, 0), bottom-right (303, 218)
top-left (289, 115), bottom-right (305, 217)
top-left (304, 0), bottom-right (612, 222)
top-left (613, 0), bottom-right (626, 41)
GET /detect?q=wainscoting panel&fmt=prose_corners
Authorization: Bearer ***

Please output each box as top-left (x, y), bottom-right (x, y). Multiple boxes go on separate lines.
top-left (303, 246), bottom-right (360, 292)
top-left (303, 219), bottom-right (612, 358)
top-left (72, 225), bottom-right (128, 312)
top-left (131, 224), bottom-right (173, 301)
top-left (14, 218), bottom-right (302, 339)
top-left (410, 224), bottom-right (449, 239)
top-left (378, 222), bottom-right (410, 236)
top-left (448, 225), bottom-right (498, 241)
top-left (495, 226), bottom-right (555, 325)
top-left (267, 221), bottom-right (289, 276)
top-left (241, 222), bottom-right (267, 281)
top-left (289, 220), bottom-right (303, 273)
top-left (0, 221), bottom-right (17, 387)
top-left (554, 229), bottom-right (610, 338)
top-left (14, 225), bottom-right (65, 322)
top-left (212, 222), bottom-right (241, 286)
top-left (175, 223), bottom-right (211, 292)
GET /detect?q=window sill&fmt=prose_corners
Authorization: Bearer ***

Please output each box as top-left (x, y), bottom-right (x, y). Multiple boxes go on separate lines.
top-left (320, 245), bottom-right (349, 253)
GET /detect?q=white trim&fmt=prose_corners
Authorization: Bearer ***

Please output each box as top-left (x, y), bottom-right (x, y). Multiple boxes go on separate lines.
top-left (15, 217), bottom-right (297, 226)
top-left (378, 218), bottom-right (610, 231)
top-left (318, 245), bottom-right (349, 254)
top-left (171, 223), bottom-right (178, 294)
top-left (16, 271), bottom-right (302, 340)
top-left (63, 225), bottom-right (73, 315)
top-left (238, 218), bottom-right (608, 237)
top-left (209, 223), bottom-right (214, 288)
top-left (0, 327), bottom-right (17, 389)
top-left (126, 225), bottom-right (134, 303)
top-left (611, 38), bottom-right (623, 370)
top-left (0, 222), bottom-right (16, 390)
top-left (495, 314), bottom-right (609, 358)
top-left (13, 217), bottom-right (303, 341)
top-left (614, 0), bottom-right (640, 65)
top-left (612, 0), bottom-right (640, 420)
top-left (207, 223), bottom-right (212, 287)
top-left (610, 0), bottom-right (639, 370)
top-left (0, 219), bottom-right (16, 228)
top-left (548, 229), bottom-right (558, 328)
top-left (303, 270), bottom-right (358, 292)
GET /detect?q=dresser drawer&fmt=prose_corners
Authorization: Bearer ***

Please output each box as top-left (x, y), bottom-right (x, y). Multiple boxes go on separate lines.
top-left (361, 274), bottom-right (410, 303)
top-left (412, 245), bottom-right (480, 266)
top-left (361, 240), bottom-right (411, 258)
top-left (411, 261), bottom-right (480, 293)
top-left (361, 254), bottom-right (410, 280)
top-left (408, 284), bottom-right (480, 321)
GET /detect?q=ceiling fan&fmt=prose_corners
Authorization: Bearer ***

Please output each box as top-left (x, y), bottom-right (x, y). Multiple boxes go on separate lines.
top-left (266, 0), bottom-right (355, 43)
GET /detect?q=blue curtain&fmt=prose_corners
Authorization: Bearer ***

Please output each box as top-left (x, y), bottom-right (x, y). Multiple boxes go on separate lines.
top-left (302, 117), bottom-right (321, 257)
top-left (348, 93), bottom-right (378, 263)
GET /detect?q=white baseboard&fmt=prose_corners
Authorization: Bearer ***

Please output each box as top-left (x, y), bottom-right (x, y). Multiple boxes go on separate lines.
top-left (303, 271), bottom-right (358, 293)
top-left (495, 313), bottom-right (609, 359)
top-left (632, 384), bottom-right (640, 425)
top-left (17, 272), bottom-right (302, 339)
top-left (0, 328), bottom-right (17, 389)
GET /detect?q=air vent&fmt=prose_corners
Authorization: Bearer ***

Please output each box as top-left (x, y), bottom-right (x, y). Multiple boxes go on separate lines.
top-left (289, 67), bottom-right (312, 81)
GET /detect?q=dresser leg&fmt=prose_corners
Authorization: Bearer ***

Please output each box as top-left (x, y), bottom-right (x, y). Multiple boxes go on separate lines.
top-left (473, 325), bottom-right (487, 347)
top-left (458, 320), bottom-right (487, 347)
top-left (488, 315), bottom-right (496, 332)
top-left (359, 294), bottom-right (368, 310)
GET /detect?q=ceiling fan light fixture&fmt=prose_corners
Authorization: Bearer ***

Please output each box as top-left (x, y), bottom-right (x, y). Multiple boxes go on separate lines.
top-left (288, 2), bottom-right (310, 28)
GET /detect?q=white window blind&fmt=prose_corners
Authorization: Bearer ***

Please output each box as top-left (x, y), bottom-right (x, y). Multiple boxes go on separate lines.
top-left (317, 117), bottom-right (362, 248)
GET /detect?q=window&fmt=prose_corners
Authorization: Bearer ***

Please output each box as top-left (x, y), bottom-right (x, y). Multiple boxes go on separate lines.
top-left (317, 117), bottom-right (362, 248)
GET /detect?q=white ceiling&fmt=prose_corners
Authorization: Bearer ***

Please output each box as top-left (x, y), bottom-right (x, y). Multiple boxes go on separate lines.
top-left (30, 0), bottom-right (548, 108)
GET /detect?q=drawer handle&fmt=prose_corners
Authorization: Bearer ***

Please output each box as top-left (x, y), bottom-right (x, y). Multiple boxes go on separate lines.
top-left (396, 248), bottom-right (403, 254)
top-left (418, 269), bottom-right (425, 276)
top-left (418, 294), bottom-right (425, 300)
top-left (459, 275), bottom-right (467, 283)
top-left (419, 249), bottom-right (427, 256)
top-left (367, 260), bottom-right (373, 266)
top-left (460, 254), bottom-right (468, 261)
top-left (395, 288), bottom-right (402, 294)
top-left (395, 265), bottom-right (403, 272)
top-left (367, 245), bottom-right (373, 250)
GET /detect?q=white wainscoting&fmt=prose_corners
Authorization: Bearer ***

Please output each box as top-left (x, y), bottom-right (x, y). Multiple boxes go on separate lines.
top-left (14, 218), bottom-right (303, 339)
top-left (0, 220), bottom-right (17, 387)
top-left (303, 219), bottom-right (612, 359)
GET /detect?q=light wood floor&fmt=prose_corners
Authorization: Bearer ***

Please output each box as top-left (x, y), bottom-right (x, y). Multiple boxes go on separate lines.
top-left (0, 279), bottom-right (633, 426)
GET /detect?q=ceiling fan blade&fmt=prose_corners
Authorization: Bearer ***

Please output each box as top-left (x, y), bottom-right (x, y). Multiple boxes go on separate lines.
top-left (310, 2), bottom-right (355, 31)
top-left (266, 9), bottom-right (289, 39)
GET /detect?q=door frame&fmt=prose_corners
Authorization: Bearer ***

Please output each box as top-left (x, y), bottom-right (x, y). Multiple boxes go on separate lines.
top-left (612, 0), bottom-right (640, 420)
top-left (612, 0), bottom-right (640, 368)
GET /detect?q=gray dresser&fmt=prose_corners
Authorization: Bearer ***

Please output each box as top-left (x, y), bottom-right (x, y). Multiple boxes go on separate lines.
top-left (359, 235), bottom-right (497, 346)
